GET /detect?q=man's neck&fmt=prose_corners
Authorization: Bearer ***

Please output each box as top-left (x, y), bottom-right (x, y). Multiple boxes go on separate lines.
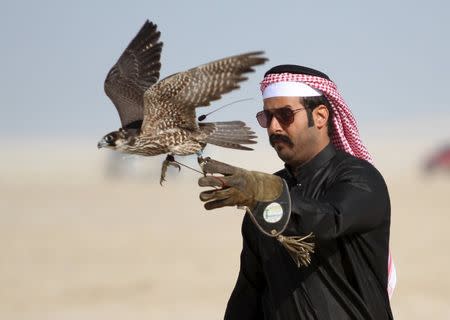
top-left (289, 137), bottom-right (330, 168)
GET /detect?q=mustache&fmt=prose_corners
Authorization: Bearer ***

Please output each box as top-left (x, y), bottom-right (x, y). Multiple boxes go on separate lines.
top-left (269, 134), bottom-right (294, 147)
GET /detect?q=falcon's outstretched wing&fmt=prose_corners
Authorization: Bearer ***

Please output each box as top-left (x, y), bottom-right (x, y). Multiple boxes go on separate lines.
top-left (141, 51), bottom-right (267, 135)
top-left (104, 20), bottom-right (163, 128)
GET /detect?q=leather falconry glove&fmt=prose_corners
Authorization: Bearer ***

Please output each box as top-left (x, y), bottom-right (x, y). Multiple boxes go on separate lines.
top-left (198, 158), bottom-right (314, 267)
top-left (198, 158), bottom-right (283, 211)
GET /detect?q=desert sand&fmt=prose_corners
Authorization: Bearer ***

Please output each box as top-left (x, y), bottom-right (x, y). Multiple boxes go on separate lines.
top-left (1, 137), bottom-right (449, 319)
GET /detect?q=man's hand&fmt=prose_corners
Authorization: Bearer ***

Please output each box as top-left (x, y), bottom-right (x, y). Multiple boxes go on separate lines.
top-left (198, 158), bottom-right (283, 210)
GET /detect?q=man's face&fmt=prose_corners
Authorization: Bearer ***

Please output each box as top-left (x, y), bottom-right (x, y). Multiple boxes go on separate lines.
top-left (263, 96), bottom-right (319, 167)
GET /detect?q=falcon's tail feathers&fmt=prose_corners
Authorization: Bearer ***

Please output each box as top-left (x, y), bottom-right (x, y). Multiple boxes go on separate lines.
top-left (199, 121), bottom-right (257, 150)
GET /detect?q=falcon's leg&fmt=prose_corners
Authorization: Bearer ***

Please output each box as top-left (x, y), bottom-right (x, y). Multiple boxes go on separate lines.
top-left (196, 152), bottom-right (210, 175)
top-left (160, 154), bottom-right (181, 186)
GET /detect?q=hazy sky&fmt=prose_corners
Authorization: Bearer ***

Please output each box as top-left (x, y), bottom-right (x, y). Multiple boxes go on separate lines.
top-left (1, 0), bottom-right (449, 142)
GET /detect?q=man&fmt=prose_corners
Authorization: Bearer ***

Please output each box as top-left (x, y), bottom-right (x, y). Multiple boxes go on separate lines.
top-left (198, 65), bottom-right (395, 319)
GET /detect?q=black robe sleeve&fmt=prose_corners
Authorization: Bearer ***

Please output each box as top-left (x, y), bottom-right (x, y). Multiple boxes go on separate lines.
top-left (288, 159), bottom-right (390, 242)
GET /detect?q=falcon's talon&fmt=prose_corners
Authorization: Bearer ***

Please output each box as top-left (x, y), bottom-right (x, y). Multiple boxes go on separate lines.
top-left (173, 162), bottom-right (181, 172)
top-left (197, 156), bottom-right (211, 173)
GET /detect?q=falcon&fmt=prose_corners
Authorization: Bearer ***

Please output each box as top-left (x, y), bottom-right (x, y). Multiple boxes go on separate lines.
top-left (97, 20), bottom-right (266, 184)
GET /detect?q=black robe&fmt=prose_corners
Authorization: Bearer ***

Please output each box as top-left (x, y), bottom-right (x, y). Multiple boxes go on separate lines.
top-left (225, 143), bottom-right (394, 319)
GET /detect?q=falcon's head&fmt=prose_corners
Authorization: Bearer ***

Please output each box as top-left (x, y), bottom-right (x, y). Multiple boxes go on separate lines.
top-left (97, 128), bottom-right (129, 150)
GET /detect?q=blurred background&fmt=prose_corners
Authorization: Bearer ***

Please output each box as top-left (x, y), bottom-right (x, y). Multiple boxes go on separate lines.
top-left (0, 0), bottom-right (449, 319)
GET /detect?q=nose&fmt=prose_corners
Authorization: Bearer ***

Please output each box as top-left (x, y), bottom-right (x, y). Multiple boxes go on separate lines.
top-left (267, 114), bottom-right (283, 134)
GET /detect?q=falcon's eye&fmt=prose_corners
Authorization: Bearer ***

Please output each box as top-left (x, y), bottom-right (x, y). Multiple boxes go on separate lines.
top-left (105, 135), bottom-right (113, 143)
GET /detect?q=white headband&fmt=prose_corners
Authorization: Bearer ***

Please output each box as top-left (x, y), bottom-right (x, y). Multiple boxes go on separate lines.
top-left (262, 81), bottom-right (322, 99)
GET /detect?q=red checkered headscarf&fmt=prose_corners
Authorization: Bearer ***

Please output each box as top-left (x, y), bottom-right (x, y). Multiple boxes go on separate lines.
top-left (260, 72), bottom-right (373, 164)
top-left (260, 66), bottom-right (396, 298)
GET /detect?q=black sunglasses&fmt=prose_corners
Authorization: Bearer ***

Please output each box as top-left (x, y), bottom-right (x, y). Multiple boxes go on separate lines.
top-left (256, 107), bottom-right (306, 128)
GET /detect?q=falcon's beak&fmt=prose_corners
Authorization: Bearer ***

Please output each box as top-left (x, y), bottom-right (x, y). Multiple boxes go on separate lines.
top-left (97, 138), bottom-right (108, 149)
